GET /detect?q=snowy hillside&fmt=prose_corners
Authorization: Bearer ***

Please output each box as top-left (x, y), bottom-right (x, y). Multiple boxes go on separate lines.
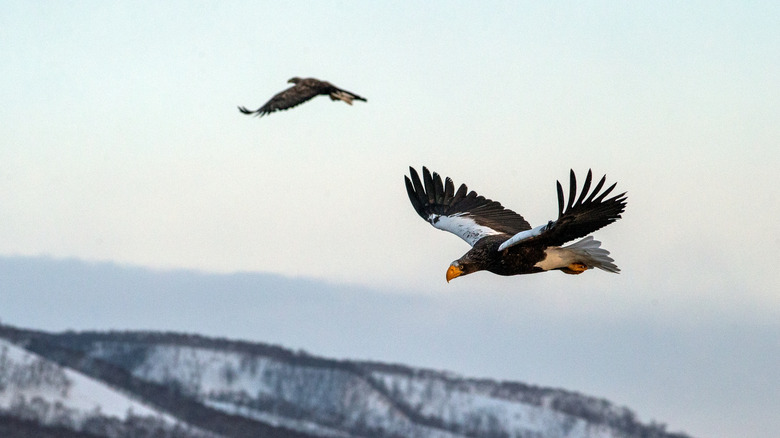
top-left (0, 338), bottom-right (216, 438)
top-left (0, 325), bottom-right (691, 438)
top-left (368, 368), bottom-right (616, 437)
top-left (99, 343), bottom-right (463, 438)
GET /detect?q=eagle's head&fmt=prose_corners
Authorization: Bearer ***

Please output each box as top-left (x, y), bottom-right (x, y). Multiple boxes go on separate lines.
top-left (288, 77), bottom-right (302, 84)
top-left (446, 246), bottom-right (493, 282)
top-left (446, 259), bottom-right (480, 282)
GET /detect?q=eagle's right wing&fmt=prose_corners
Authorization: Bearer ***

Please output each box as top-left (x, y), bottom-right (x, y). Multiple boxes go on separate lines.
top-left (405, 167), bottom-right (531, 247)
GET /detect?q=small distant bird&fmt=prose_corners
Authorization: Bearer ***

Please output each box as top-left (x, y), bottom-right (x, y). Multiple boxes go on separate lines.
top-left (238, 77), bottom-right (367, 117)
top-left (405, 167), bottom-right (627, 282)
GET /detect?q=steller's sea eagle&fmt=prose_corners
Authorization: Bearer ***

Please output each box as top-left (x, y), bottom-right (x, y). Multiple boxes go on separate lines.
top-left (405, 167), bottom-right (627, 282)
top-left (238, 77), bottom-right (367, 117)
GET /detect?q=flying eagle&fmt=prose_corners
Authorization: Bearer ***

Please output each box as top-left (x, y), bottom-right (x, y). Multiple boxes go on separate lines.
top-left (238, 77), bottom-right (367, 117)
top-left (405, 167), bottom-right (627, 282)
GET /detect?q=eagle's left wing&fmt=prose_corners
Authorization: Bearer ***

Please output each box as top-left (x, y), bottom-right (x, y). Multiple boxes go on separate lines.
top-left (498, 169), bottom-right (626, 251)
top-left (405, 167), bottom-right (531, 247)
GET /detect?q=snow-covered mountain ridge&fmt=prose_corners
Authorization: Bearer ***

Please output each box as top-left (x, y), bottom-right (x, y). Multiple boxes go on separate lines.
top-left (0, 324), bottom-right (691, 438)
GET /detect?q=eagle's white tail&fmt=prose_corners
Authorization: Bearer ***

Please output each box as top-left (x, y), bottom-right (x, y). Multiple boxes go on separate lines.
top-left (561, 236), bottom-right (620, 274)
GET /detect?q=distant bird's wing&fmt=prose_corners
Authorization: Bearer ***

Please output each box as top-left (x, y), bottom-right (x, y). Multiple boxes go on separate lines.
top-left (238, 83), bottom-right (321, 117)
top-left (405, 167), bottom-right (531, 247)
top-left (498, 170), bottom-right (627, 251)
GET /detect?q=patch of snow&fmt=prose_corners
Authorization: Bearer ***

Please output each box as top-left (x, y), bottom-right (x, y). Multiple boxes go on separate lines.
top-left (0, 339), bottom-right (171, 422)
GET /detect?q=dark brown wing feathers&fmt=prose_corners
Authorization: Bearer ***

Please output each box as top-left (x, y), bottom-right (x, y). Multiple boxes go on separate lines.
top-left (405, 166), bottom-right (532, 236)
top-left (238, 84), bottom-right (320, 117)
top-left (543, 169), bottom-right (626, 246)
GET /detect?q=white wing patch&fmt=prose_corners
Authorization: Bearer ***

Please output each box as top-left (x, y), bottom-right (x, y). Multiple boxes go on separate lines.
top-left (428, 213), bottom-right (503, 247)
top-left (497, 222), bottom-right (552, 251)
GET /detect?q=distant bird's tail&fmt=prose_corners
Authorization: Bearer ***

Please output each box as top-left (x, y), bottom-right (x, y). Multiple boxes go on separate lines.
top-left (330, 90), bottom-right (367, 105)
top-left (559, 236), bottom-right (620, 274)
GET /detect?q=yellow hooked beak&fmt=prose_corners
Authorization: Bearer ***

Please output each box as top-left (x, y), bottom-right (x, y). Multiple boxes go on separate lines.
top-left (446, 265), bottom-right (463, 283)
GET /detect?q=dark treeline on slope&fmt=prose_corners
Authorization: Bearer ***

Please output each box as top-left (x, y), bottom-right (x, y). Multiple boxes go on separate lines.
top-left (0, 410), bottom-right (217, 438)
top-left (0, 413), bottom-right (103, 438)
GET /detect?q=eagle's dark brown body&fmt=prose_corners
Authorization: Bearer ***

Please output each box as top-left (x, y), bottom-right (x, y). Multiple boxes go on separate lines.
top-left (460, 236), bottom-right (547, 277)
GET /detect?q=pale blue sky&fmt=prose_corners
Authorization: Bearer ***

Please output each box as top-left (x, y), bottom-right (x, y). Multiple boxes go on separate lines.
top-left (1, 2), bottom-right (779, 437)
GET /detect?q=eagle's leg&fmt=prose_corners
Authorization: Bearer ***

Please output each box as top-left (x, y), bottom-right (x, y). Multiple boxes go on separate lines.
top-left (560, 263), bottom-right (588, 275)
